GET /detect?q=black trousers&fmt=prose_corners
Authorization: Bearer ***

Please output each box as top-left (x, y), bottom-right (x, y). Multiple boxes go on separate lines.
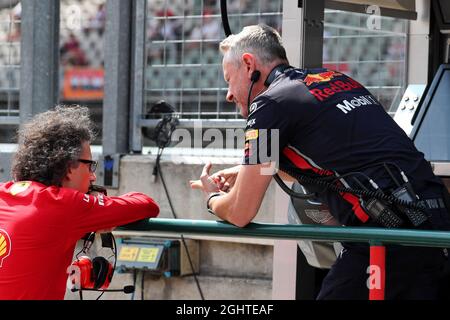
top-left (317, 244), bottom-right (448, 300)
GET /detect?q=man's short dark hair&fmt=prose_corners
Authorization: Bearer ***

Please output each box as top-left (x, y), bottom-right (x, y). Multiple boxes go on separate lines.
top-left (12, 105), bottom-right (95, 186)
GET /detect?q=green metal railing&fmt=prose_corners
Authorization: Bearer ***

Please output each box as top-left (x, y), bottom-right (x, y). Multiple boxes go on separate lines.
top-left (120, 218), bottom-right (450, 300)
top-left (121, 218), bottom-right (450, 248)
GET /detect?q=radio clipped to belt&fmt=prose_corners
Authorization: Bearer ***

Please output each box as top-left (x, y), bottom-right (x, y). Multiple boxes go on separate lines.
top-left (386, 164), bottom-right (428, 227)
top-left (276, 162), bottom-right (429, 229)
top-left (360, 163), bottom-right (429, 228)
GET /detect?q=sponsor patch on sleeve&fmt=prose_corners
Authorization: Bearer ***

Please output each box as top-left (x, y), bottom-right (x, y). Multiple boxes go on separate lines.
top-left (83, 194), bottom-right (90, 203)
top-left (245, 129), bottom-right (259, 141)
top-left (247, 119), bottom-right (256, 127)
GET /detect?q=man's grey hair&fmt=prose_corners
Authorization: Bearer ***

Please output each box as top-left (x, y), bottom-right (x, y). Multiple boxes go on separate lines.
top-left (219, 24), bottom-right (288, 65)
top-left (12, 105), bottom-right (95, 186)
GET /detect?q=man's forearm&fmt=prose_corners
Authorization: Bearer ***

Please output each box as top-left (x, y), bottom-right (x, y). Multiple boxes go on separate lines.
top-left (206, 187), bottom-right (255, 228)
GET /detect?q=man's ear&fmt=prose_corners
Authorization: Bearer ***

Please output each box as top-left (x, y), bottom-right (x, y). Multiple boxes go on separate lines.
top-left (242, 53), bottom-right (256, 79)
top-left (64, 165), bottom-right (75, 182)
top-left (61, 165), bottom-right (76, 189)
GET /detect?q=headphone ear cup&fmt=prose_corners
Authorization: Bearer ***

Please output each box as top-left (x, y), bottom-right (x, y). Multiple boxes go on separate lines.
top-left (92, 256), bottom-right (113, 290)
top-left (71, 256), bottom-right (94, 289)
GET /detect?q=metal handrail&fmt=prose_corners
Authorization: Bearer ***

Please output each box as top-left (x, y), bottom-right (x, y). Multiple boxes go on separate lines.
top-left (120, 218), bottom-right (450, 300)
top-left (121, 218), bottom-right (450, 248)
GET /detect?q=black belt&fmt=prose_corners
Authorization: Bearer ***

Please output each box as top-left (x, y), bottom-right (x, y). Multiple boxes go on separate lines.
top-left (418, 198), bottom-right (447, 210)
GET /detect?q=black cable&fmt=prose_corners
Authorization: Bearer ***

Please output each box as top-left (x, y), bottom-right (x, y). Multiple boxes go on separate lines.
top-left (131, 269), bottom-right (137, 300)
top-left (352, 177), bottom-right (368, 191)
top-left (96, 290), bottom-right (105, 300)
top-left (274, 170), bottom-right (378, 200)
top-left (353, 161), bottom-right (408, 185)
top-left (75, 233), bottom-right (94, 259)
top-left (75, 234), bottom-right (93, 301)
top-left (334, 171), bottom-right (372, 183)
top-left (110, 233), bottom-right (118, 283)
top-left (95, 233), bottom-right (117, 300)
top-left (149, 108), bottom-right (204, 300)
top-left (220, 0), bottom-right (232, 36)
top-left (155, 149), bottom-right (205, 300)
top-left (246, 80), bottom-right (257, 116)
top-left (274, 174), bottom-right (316, 199)
top-left (141, 271), bottom-right (145, 300)
top-left (383, 163), bottom-right (401, 187)
top-left (278, 166), bottom-right (425, 210)
top-left (152, 147), bottom-right (163, 182)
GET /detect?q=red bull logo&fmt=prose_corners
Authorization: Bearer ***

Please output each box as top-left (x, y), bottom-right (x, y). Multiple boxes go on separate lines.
top-left (0, 229), bottom-right (11, 268)
top-left (303, 71), bottom-right (342, 86)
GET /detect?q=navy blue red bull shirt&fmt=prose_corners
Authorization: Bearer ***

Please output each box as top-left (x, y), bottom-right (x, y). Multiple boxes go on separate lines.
top-left (244, 67), bottom-right (449, 228)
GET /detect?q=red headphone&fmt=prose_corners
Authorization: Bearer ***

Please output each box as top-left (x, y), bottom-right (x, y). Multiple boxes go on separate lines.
top-left (70, 255), bottom-right (114, 290)
top-left (68, 232), bottom-right (116, 292)
top-left (67, 186), bottom-right (120, 294)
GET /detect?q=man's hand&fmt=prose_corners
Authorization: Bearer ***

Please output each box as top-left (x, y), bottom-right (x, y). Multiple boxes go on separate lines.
top-left (189, 162), bottom-right (221, 195)
top-left (190, 162), bottom-right (273, 227)
top-left (213, 166), bottom-right (240, 192)
top-left (190, 163), bottom-right (240, 193)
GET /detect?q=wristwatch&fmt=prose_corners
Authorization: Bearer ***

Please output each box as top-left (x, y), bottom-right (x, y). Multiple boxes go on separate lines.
top-left (206, 192), bottom-right (222, 215)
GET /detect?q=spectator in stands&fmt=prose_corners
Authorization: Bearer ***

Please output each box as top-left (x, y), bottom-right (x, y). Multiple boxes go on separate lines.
top-left (148, 9), bottom-right (180, 41)
top-left (0, 106), bottom-right (159, 299)
top-left (6, 2), bottom-right (21, 42)
top-left (190, 9), bottom-right (221, 41)
top-left (60, 33), bottom-right (89, 67)
top-left (88, 3), bottom-right (106, 32)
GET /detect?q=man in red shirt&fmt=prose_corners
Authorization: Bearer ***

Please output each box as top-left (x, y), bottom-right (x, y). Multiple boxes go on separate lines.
top-left (0, 106), bottom-right (159, 300)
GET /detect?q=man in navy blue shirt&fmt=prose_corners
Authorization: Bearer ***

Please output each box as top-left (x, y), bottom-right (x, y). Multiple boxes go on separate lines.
top-left (190, 24), bottom-right (450, 299)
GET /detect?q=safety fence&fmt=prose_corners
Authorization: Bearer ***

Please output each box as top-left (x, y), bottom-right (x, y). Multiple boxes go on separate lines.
top-left (121, 218), bottom-right (450, 300)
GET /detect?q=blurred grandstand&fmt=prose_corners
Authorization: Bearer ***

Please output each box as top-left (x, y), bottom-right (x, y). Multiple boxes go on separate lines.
top-left (0, 0), bottom-right (407, 143)
top-left (0, 0), bottom-right (20, 121)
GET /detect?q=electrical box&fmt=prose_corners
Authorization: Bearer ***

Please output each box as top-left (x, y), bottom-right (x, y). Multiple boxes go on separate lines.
top-left (393, 84), bottom-right (426, 137)
top-left (116, 237), bottom-right (199, 277)
top-left (97, 154), bottom-right (121, 189)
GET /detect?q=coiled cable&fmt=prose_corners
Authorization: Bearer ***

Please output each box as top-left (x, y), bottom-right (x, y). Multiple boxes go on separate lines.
top-left (275, 167), bottom-right (425, 210)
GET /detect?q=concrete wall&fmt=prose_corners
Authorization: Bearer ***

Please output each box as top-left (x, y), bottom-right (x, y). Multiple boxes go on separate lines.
top-left (65, 154), bottom-right (278, 300)
top-left (111, 154), bottom-right (277, 223)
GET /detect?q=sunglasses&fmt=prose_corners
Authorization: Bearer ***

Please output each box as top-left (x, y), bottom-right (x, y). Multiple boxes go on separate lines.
top-left (78, 159), bottom-right (98, 173)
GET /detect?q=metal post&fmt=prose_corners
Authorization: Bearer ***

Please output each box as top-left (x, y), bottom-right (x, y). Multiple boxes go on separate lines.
top-left (19, 0), bottom-right (60, 121)
top-left (129, 0), bottom-right (147, 153)
top-left (299, 0), bottom-right (325, 68)
top-left (103, 0), bottom-right (133, 155)
top-left (369, 244), bottom-right (386, 300)
top-left (407, 0), bottom-right (430, 84)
